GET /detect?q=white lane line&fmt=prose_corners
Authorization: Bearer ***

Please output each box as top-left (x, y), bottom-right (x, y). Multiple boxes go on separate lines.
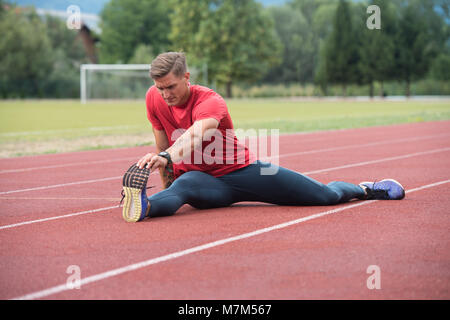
top-left (303, 147), bottom-right (450, 175)
top-left (0, 170), bottom-right (160, 196)
top-left (1, 147), bottom-right (449, 230)
top-left (11, 178), bottom-right (450, 300)
top-left (2, 146), bottom-right (448, 196)
top-left (0, 157), bottom-right (138, 174)
top-left (261, 133), bottom-right (450, 160)
top-left (1, 132), bottom-right (448, 174)
top-left (0, 205), bottom-right (120, 231)
top-left (0, 176), bottom-right (122, 195)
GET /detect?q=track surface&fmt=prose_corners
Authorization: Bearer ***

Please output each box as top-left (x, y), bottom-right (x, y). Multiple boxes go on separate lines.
top-left (0, 121), bottom-right (449, 300)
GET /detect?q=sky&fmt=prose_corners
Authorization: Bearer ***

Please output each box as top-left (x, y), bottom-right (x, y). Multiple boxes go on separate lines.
top-left (11, 0), bottom-right (289, 15)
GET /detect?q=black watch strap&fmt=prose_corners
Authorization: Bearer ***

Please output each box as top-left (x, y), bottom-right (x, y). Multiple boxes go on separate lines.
top-left (158, 151), bottom-right (172, 164)
top-left (158, 151), bottom-right (173, 173)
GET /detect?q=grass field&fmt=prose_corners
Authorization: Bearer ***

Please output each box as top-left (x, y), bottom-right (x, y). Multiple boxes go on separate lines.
top-left (0, 98), bottom-right (449, 158)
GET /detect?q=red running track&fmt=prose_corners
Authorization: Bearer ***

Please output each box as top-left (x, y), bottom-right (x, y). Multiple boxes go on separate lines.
top-left (0, 120), bottom-right (449, 299)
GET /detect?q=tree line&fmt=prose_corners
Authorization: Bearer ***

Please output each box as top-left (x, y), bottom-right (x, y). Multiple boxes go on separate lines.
top-left (314, 0), bottom-right (450, 97)
top-left (0, 0), bottom-right (448, 98)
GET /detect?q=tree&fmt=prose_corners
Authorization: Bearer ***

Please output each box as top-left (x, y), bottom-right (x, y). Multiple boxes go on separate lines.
top-left (395, 2), bottom-right (435, 96)
top-left (170, 0), bottom-right (282, 98)
top-left (41, 14), bottom-right (89, 97)
top-left (266, 0), bottom-right (336, 84)
top-left (358, 0), bottom-right (397, 97)
top-left (0, 6), bottom-right (53, 98)
top-left (314, 39), bottom-right (330, 95)
top-left (264, 5), bottom-right (313, 84)
top-left (99, 0), bottom-right (172, 63)
top-left (169, 0), bottom-right (210, 55)
top-left (323, 0), bottom-right (359, 96)
top-left (44, 14), bottom-right (86, 62)
top-left (430, 52), bottom-right (450, 81)
top-left (291, 0), bottom-right (337, 84)
top-left (128, 44), bottom-right (155, 64)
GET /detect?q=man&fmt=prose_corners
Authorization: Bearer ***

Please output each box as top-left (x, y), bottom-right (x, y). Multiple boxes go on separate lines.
top-left (121, 52), bottom-right (405, 222)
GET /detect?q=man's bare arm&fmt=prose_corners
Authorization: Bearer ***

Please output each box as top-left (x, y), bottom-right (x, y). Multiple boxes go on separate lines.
top-left (137, 128), bottom-right (174, 189)
top-left (165, 118), bottom-right (219, 164)
top-left (138, 118), bottom-right (220, 186)
top-left (152, 128), bottom-right (175, 189)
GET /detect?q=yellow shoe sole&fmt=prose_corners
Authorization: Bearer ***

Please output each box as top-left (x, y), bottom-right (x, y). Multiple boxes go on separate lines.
top-left (122, 186), bottom-right (149, 222)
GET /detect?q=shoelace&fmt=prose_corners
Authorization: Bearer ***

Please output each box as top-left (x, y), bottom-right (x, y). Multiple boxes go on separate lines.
top-left (119, 186), bottom-right (155, 205)
top-left (366, 180), bottom-right (390, 200)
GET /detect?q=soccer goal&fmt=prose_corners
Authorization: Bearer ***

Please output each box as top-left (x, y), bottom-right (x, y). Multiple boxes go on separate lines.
top-left (80, 64), bottom-right (206, 103)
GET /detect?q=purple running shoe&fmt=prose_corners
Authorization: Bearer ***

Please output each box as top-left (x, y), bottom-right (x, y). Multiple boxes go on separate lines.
top-left (359, 179), bottom-right (405, 200)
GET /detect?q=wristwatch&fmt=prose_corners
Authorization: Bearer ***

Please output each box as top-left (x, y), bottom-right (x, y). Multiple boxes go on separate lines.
top-left (158, 151), bottom-right (173, 172)
top-left (158, 151), bottom-right (172, 164)
top-left (158, 151), bottom-right (173, 173)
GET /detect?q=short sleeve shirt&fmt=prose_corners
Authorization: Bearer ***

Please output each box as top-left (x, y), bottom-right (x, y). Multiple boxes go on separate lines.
top-left (146, 84), bottom-right (256, 178)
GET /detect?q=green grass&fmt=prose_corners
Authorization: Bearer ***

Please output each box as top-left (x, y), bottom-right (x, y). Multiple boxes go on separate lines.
top-left (0, 98), bottom-right (449, 157)
top-left (0, 100), bottom-right (150, 140)
top-left (227, 99), bottom-right (450, 132)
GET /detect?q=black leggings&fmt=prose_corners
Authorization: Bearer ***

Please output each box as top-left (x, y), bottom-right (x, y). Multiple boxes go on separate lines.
top-left (147, 161), bottom-right (365, 218)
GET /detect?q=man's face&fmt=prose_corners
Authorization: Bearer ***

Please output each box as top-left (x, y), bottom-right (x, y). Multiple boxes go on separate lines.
top-left (154, 71), bottom-right (190, 106)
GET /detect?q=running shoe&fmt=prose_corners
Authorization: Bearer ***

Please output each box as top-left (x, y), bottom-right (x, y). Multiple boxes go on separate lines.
top-left (359, 179), bottom-right (405, 200)
top-left (121, 163), bottom-right (151, 222)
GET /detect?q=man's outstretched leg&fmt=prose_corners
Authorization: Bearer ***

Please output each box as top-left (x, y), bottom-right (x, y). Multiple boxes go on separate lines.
top-left (217, 161), bottom-right (365, 206)
top-left (147, 171), bottom-right (236, 218)
top-left (121, 166), bottom-right (237, 221)
top-left (218, 161), bottom-right (404, 206)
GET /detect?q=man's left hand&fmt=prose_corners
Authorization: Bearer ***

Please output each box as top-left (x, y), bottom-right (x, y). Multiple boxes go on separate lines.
top-left (137, 153), bottom-right (168, 171)
top-left (147, 155), bottom-right (168, 172)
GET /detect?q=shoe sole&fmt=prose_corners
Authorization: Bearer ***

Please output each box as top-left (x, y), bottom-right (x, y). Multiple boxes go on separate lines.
top-left (122, 187), bottom-right (146, 222)
top-left (121, 163), bottom-right (150, 222)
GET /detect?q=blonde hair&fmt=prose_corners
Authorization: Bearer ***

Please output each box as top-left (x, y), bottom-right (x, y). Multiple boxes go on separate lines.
top-left (150, 52), bottom-right (187, 79)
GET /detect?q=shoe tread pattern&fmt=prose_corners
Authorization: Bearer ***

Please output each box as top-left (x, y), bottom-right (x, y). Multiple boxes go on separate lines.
top-left (122, 163), bottom-right (150, 189)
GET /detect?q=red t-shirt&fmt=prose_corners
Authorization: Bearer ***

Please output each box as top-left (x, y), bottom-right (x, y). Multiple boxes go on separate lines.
top-left (146, 84), bottom-right (256, 178)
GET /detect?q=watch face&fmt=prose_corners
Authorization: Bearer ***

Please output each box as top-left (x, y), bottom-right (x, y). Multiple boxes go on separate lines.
top-left (159, 152), bottom-right (171, 161)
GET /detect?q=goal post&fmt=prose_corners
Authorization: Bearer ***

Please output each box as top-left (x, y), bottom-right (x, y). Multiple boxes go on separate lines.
top-left (80, 63), bottom-right (207, 104)
top-left (80, 64), bottom-right (149, 104)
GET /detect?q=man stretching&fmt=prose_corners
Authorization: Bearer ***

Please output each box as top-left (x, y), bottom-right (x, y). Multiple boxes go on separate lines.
top-left (121, 52), bottom-right (405, 222)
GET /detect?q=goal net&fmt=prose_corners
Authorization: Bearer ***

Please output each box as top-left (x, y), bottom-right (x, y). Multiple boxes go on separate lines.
top-left (80, 64), bottom-right (206, 103)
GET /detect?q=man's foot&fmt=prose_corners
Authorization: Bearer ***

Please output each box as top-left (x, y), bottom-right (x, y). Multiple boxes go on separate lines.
top-left (359, 179), bottom-right (405, 200)
top-left (121, 163), bottom-right (151, 222)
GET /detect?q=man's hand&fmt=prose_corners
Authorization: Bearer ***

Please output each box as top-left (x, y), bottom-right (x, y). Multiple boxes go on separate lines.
top-left (137, 153), bottom-right (168, 172)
